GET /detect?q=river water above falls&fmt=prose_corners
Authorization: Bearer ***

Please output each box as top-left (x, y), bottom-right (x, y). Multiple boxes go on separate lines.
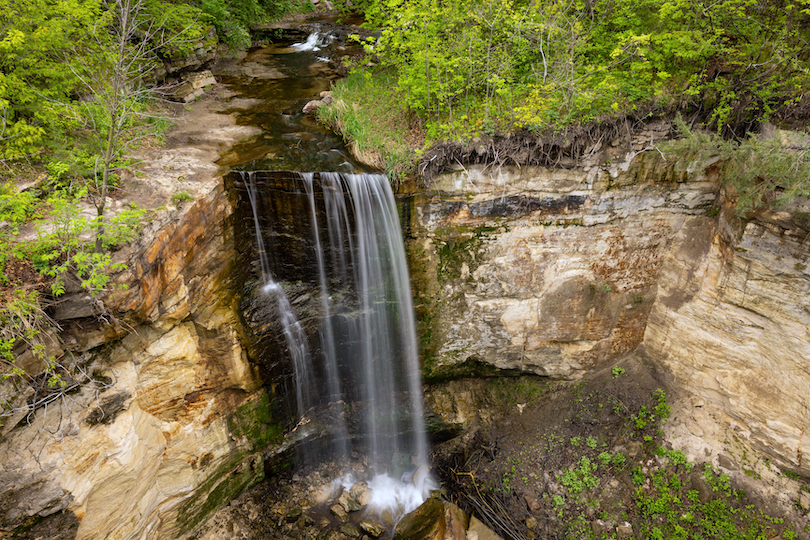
top-left (216, 15), bottom-right (372, 173)
top-left (216, 20), bottom-right (433, 525)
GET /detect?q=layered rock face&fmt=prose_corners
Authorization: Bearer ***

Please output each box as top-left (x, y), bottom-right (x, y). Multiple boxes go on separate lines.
top-left (412, 140), bottom-right (810, 477)
top-left (408, 147), bottom-right (718, 379)
top-left (638, 204), bottom-right (810, 476)
top-left (0, 186), bottom-right (273, 540)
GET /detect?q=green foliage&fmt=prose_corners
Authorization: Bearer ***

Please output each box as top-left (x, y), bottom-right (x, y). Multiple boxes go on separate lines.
top-left (0, 0), bottom-right (102, 159)
top-left (653, 388), bottom-right (671, 421)
top-left (201, 0), bottom-right (299, 50)
top-left (666, 116), bottom-right (810, 215)
top-left (201, 0), bottom-right (253, 49)
top-left (612, 365), bottom-right (626, 378)
top-left (17, 192), bottom-right (143, 297)
top-left (318, 69), bottom-right (417, 179)
top-left (0, 183), bottom-right (39, 232)
top-left (560, 456), bottom-right (599, 494)
top-left (0, 0), bottom-right (209, 163)
top-left (0, 289), bottom-right (47, 372)
top-left (348, 0), bottom-right (810, 142)
top-left (143, 0), bottom-right (210, 57)
top-left (171, 191), bottom-right (193, 206)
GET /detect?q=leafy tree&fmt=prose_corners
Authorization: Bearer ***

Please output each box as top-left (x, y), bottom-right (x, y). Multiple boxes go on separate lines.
top-left (353, 0), bottom-right (810, 136)
top-left (0, 0), bottom-right (102, 159)
top-left (57, 0), bottom-right (204, 250)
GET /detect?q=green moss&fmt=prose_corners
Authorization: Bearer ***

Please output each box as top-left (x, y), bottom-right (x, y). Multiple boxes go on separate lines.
top-left (228, 393), bottom-right (283, 451)
top-left (174, 393), bottom-right (286, 534)
top-left (404, 228), bottom-right (443, 371)
top-left (436, 224), bottom-right (501, 283)
top-left (176, 453), bottom-right (264, 535)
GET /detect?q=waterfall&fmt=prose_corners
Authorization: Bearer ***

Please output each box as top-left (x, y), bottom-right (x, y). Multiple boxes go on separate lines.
top-left (239, 171), bottom-right (431, 517)
top-left (242, 172), bottom-right (317, 430)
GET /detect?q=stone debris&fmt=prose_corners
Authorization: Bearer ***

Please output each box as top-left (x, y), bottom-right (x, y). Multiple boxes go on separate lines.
top-left (330, 503), bottom-right (349, 523)
top-left (616, 522), bottom-right (634, 540)
top-left (337, 489), bottom-right (363, 512)
top-left (359, 519), bottom-right (386, 537)
top-left (467, 516), bottom-right (502, 540)
top-left (302, 99), bottom-right (325, 113)
top-left (303, 91), bottom-right (334, 113)
top-left (339, 522), bottom-right (360, 537)
top-left (350, 482), bottom-right (372, 506)
top-left (170, 70), bottom-right (217, 102)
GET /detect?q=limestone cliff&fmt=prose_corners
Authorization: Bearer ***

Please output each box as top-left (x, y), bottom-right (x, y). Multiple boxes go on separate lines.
top-left (0, 76), bottom-right (278, 539)
top-left (410, 134), bottom-right (810, 478)
top-left (639, 201), bottom-right (810, 476)
top-left (408, 135), bottom-right (719, 379)
top-left (0, 185), bottom-right (278, 540)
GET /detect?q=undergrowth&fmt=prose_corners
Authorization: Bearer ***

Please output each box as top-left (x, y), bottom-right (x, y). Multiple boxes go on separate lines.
top-left (316, 69), bottom-right (421, 180)
top-left (1, 179), bottom-right (145, 428)
top-left (437, 370), bottom-right (807, 540)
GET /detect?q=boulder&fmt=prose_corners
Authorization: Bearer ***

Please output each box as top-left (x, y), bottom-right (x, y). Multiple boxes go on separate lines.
top-left (467, 517), bottom-right (502, 540)
top-left (331, 503), bottom-right (349, 523)
top-left (359, 519), bottom-right (387, 538)
top-left (393, 498), bottom-right (445, 540)
top-left (350, 482), bottom-right (372, 506)
top-left (443, 501), bottom-right (469, 540)
top-left (616, 522), bottom-right (634, 540)
top-left (302, 100), bottom-right (324, 113)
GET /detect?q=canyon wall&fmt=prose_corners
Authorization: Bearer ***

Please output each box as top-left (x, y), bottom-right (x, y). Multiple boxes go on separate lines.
top-left (409, 136), bottom-right (810, 476)
top-left (638, 202), bottom-right (810, 476)
top-left (407, 135), bottom-right (719, 380)
top-left (0, 186), bottom-right (278, 540)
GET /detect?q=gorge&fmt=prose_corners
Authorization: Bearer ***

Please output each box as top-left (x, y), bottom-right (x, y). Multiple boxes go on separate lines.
top-left (0, 14), bottom-right (809, 540)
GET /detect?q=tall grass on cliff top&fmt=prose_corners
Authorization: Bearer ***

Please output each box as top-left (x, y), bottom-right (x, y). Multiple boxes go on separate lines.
top-left (338, 0), bottom-right (809, 140)
top-left (317, 69), bottom-right (420, 179)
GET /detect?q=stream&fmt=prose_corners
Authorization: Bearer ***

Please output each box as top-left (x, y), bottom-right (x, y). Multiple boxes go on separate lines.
top-left (215, 14), bottom-right (372, 173)
top-left (196, 16), bottom-right (437, 540)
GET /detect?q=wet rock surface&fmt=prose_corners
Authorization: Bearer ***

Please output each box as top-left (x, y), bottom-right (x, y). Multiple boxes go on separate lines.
top-left (186, 463), bottom-right (491, 540)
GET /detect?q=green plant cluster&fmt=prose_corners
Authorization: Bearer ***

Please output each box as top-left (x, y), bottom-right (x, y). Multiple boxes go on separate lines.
top-left (200, 0), bottom-right (305, 50)
top-left (664, 116), bottom-right (810, 216)
top-left (451, 382), bottom-right (804, 540)
top-left (631, 460), bottom-right (795, 540)
top-left (1, 184), bottom-right (144, 391)
top-left (338, 0), bottom-right (809, 142)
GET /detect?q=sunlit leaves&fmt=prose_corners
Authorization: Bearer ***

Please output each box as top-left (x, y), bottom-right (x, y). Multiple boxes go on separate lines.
top-left (361, 0), bottom-right (810, 136)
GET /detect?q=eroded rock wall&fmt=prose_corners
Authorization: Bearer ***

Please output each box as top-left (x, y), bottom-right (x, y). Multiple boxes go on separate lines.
top-left (412, 142), bottom-right (810, 479)
top-left (408, 149), bottom-right (719, 379)
top-left (638, 202), bottom-right (810, 476)
top-left (0, 186), bottom-right (275, 540)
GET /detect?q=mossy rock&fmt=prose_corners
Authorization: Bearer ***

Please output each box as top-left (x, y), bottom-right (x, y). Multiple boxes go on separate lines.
top-left (228, 393), bottom-right (283, 450)
top-left (175, 453), bottom-right (264, 535)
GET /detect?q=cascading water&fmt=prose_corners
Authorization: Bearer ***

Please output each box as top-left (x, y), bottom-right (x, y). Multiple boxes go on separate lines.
top-left (237, 170), bottom-right (433, 521)
top-left (243, 172), bottom-right (317, 429)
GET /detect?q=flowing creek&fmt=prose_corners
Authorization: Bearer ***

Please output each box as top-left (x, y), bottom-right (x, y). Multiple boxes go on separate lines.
top-left (213, 18), bottom-right (434, 533)
top-left (216, 15), bottom-right (372, 173)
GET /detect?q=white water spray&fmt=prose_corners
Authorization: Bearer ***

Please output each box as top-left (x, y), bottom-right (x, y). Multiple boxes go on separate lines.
top-left (291, 32), bottom-right (333, 52)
